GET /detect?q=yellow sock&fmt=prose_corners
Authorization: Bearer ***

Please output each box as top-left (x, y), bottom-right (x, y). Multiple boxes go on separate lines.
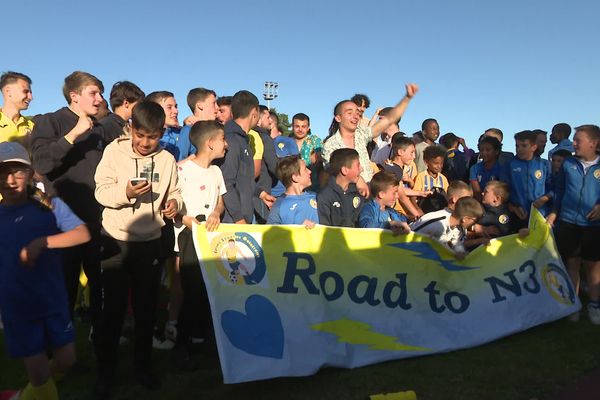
top-left (20, 378), bottom-right (58, 400)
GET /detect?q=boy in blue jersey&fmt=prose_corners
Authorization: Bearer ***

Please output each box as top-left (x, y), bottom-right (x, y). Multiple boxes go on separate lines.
top-left (359, 170), bottom-right (410, 234)
top-left (469, 136), bottom-right (502, 202)
top-left (0, 142), bottom-right (91, 400)
top-left (547, 125), bottom-right (600, 324)
top-left (146, 91), bottom-right (183, 159)
top-left (504, 130), bottom-right (552, 228)
top-left (267, 155), bottom-right (318, 227)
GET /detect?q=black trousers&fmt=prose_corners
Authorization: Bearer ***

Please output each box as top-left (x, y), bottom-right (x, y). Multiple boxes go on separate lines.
top-left (95, 235), bottom-right (161, 375)
top-left (176, 228), bottom-right (214, 346)
top-left (62, 230), bottom-right (101, 324)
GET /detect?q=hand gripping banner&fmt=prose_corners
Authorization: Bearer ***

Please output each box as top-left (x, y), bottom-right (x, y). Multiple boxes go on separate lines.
top-left (192, 208), bottom-right (580, 383)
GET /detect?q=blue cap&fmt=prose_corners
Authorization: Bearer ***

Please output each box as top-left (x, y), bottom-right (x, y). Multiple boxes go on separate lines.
top-left (274, 136), bottom-right (299, 158)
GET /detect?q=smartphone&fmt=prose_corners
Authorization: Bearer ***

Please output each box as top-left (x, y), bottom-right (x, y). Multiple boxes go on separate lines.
top-left (130, 177), bottom-right (148, 186)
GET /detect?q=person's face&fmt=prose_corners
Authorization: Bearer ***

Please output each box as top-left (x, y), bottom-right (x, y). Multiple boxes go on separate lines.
top-left (197, 94), bottom-right (218, 121)
top-left (294, 160), bottom-right (312, 187)
top-left (217, 104), bottom-right (233, 124)
top-left (478, 143), bottom-right (499, 163)
top-left (335, 102), bottom-right (360, 132)
top-left (515, 140), bottom-right (537, 160)
top-left (423, 121), bottom-right (440, 142)
top-left (209, 130), bottom-right (228, 158)
top-left (573, 130), bottom-right (598, 159)
top-left (426, 156), bottom-right (444, 174)
top-left (4, 79), bottom-right (33, 111)
top-left (551, 155), bottom-right (565, 174)
top-left (71, 85), bottom-right (103, 116)
top-left (398, 145), bottom-right (416, 164)
top-left (0, 162), bottom-right (32, 203)
top-left (160, 96), bottom-right (179, 127)
top-left (460, 216), bottom-right (478, 230)
top-left (258, 110), bottom-right (271, 129)
top-left (249, 107), bottom-right (260, 129)
top-left (379, 185), bottom-right (399, 208)
top-left (131, 127), bottom-right (162, 156)
top-left (550, 128), bottom-right (560, 144)
top-left (292, 119), bottom-right (310, 140)
top-left (481, 186), bottom-right (498, 206)
top-left (357, 100), bottom-right (367, 118)
top-left (535, 133), bottom-right (547, 154)
top-left (343, 159), bottom-right (361, 182)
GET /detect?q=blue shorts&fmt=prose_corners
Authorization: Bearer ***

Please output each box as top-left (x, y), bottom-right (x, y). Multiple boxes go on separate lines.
top-left (3, 309), bottom-right (75, 358)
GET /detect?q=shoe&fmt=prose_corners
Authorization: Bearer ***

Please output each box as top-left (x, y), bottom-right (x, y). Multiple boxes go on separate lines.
top-left (588, 304), bottom-right (600, 325)
top-left (135, 369), bottom-right (161, 391)
top-left (164, 321), bottom-right (177, 342)
top-left (152, 335), bottom-right (175, 350)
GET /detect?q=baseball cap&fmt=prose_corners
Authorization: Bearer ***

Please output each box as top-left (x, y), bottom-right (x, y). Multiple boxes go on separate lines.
top-left (0, 141), bottom-right (32, 166)
top-left (274, 136), bottom-right (299, 158)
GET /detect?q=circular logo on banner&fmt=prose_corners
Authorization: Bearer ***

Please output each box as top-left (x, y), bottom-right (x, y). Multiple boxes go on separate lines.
top-left (594, 169), bottom-right (600, 179)
top-left (541, 263), bottom-right (576, 305)
top-left (353, 196), bottom-right (361, 208)
top-left (210, 232), bottom-right (266, 286)
top-left (534, 170), bottom-right (543, 180)
top-left (498, 214), bottom-right (509, 224)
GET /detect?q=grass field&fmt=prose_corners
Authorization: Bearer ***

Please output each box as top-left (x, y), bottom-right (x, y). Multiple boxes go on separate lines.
top-left (1, 313), bottom-right (599, 400)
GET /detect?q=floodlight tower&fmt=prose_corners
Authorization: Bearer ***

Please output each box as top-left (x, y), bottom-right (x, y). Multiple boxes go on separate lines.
top-left (263, 81), bottom-right (279, 110)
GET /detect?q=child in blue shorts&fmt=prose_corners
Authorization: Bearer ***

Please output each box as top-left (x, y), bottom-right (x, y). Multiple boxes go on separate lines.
top-left (0, 142), bottom-right (90, 400)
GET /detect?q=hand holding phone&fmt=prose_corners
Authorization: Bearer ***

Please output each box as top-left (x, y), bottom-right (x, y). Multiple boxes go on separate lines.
top-left (126, 177), bottom-right (151, 199)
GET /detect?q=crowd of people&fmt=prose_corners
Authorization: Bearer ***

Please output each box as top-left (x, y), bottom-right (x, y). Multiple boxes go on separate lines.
top-left (0, 70), bottom-right (599, 400)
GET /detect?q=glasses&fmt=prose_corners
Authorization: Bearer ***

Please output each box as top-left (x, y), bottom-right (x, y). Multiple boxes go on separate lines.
top-left (0, 168), bottom-right (30, 181)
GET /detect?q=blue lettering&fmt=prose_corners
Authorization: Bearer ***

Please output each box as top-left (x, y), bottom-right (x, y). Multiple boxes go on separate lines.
top-left (276, 252), bottom-right (320, 295)
top-left (319, 271), bottom-right (344, 301)
top-left (347, 275), bottom-right (381, 306)
top-left (382, 273), bottom-right (412, 310)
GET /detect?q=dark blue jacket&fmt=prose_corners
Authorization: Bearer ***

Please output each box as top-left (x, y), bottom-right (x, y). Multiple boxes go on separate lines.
top-left (553, 156), bottom-right (600, 227)
top-left (359, 199), bottom-right (406, 229)
top-left (317, 177), bottom-right (364, 227)
top-left (503, 156), bottom-right (551, 215)
top-left (219, 120), bottom-right (255, 223)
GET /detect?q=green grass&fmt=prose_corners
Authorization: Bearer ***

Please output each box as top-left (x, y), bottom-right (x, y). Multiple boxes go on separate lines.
top-left (1, 314), bottom-right (599, 400)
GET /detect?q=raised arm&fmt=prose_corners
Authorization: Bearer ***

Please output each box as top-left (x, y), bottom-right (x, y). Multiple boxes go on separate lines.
top-left (371, 84), bottom-right (418, 139)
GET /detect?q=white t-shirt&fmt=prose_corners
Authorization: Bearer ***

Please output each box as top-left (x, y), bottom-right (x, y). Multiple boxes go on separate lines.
top-left (579, 156), bottom-right (600, 173)
top-left (174, 160), bottom-right (227, 251)
top-left (409, 208), bottom-right (465, 253)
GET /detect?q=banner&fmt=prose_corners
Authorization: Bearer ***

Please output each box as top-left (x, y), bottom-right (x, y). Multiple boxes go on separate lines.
top-left (192, 208), bottom-right (580, 384)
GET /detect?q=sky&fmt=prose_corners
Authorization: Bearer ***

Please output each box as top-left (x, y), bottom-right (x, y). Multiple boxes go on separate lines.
top-left (6, 0), bottom-right (600, 154)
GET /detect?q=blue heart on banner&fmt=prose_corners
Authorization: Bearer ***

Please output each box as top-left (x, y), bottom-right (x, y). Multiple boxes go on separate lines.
top-left (221, 295), bottom-right (284, 359)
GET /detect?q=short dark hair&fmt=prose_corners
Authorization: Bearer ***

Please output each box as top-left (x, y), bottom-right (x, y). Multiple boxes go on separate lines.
top-left (552, 123), bottom-right (571, 138)
top-left (391, 136), bottom-right (415, 158)
top-left (485, 128), bottom-right (504, 141)
top-left (552, 149), bottom-right (572, 159)
top-left (439, 132), bottom-right (459, 149)
top-left (187, 87), bottom-right (216, 112)
top-left (478, 136), bottom-right (502, 152)
top-left (423, 145), bottom-right (446, 161)
top-left (351, 93), bottom-right (370, 108)
top-left (453, 197), bottom-right (484, 219)
top-left (217, 96), bottom-right (232, 107)
top-left (62, 71), bottom-right (104, 104)
top-left (231, 90), bottom-right (259, 119)
top-left (378, 107), bottom-right (393, 117)
top-left (276, 155), bottom-right (302, 188)
top-left (532, 129), bottom-right (547, 137)
top-left (421, 118), bottom-right (438, 131)
top-left (0, 71), bottom-right (32, 90)
top-left (146, 91), bottom-right (175, 104)
top-left (370, 171), bottom-right (399, 197)
top-left (269, 110), bottom-right (279, 126)
top-left (292, 113), bottom-right (310, 124)
top-left (109, 81), bottom-right (145, 110)
top-left (189, 120), bottom-right (224, 152)
top-left (514, 130), bottom-right (537, 145)
top-left (327, 100), bottom-right (353, 138)
top-left (328, 148), bottom-right (359, 176)
top-left (131, 101), bottom-right (165, 133)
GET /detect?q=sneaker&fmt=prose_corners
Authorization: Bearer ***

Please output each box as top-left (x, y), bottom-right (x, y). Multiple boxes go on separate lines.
top-left (135, 369), bottom-right (161, 391)
top-left (164, 321), bottom-right (177, 342)
top-left (152, 335), bottom-right (175, 350)
top-left (588, 304), bottom-right (600, 325)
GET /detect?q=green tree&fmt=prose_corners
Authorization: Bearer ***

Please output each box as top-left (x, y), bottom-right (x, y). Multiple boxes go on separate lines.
top-left (271, 108), bottom-right (291, 136)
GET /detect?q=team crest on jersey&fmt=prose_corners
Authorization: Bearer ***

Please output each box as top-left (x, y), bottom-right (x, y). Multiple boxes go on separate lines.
top-left (352, 196), bottom-right (361, 208)
top-left (534, 170), bottom-right (543, 179)
top-left (498, 214), bottom-right (509, 224)
top-left (309, 198), bottom-right (317, 209)
top-left (277, 142), bottom-right (285, 149)
top-left (594, 169), bottom-right (600, 179)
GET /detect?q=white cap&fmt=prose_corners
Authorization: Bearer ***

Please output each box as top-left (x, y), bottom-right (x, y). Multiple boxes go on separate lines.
top-left (0, 141), bottom-right (31, 166)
